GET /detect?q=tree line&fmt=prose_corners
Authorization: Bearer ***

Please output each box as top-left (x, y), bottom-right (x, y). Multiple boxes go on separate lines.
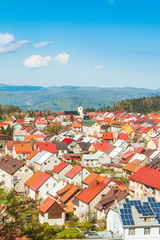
top-left (98, 95), bottom-right (160, 114)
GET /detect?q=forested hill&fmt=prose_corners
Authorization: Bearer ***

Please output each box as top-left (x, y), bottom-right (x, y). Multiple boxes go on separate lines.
top-left (98, 95), bottom-right (160, 114)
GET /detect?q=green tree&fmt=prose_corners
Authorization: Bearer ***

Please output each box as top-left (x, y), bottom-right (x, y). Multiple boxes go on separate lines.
top-left (0, 190), bottom-right (58, 240)
top-left (70, 113), bottom-right (73, 122)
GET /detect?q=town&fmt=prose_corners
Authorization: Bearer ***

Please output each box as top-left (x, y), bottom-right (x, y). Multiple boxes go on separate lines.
top-left (0, 104), bottom-right (160, 240)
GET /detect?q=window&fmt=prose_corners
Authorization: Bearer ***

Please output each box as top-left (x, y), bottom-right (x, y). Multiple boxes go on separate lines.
top-left (48, 160), bottom-right (50, 163)
top-left (46, 183), bottom-right (48, 187)
top-left (25, 169), bottom-right (28, 172)
top-left (19, 169), bottom-right (22, 172)
top-left (144, 218), bottom-right (150, 222)
top-left (144, 228), bottom-right (150, 235)
top-left (128, 228), bottom-right (135, 236)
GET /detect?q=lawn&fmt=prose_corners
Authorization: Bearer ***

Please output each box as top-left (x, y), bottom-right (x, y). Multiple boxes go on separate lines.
top-left (0, 188), bottom-right (7, 205)
top-left (56, 227), bottom-right (84, 239)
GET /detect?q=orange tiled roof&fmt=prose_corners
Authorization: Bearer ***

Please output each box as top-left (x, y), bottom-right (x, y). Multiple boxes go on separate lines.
top-left (14, 143), bottom-right (32, 154)
top-left (26, 149), bottom-right (39, 160)
top-left (83, 172), bottom-right (99, 185)
top-left (57, 184), bottom-right (72, 195)
top-left (123, 162), bottom-right (142, 173)
top-left (72, 123), bottom-right (82, 128)
top-left (25, 170), bottom-right (43, 187)
top-left (60, 185), bottom-right (79, 203)
top-left (102, 132), bottom-right (114, 140)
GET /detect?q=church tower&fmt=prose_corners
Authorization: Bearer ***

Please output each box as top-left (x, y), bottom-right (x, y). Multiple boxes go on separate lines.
top-left (78, 101), bottom-right (83, 116)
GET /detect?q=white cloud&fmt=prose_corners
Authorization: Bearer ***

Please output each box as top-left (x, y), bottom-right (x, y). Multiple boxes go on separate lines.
top-left (95, 65), bottom-right (104, 70)
top-left (0, 33), bottom-right (29, 53)
top-left (23, 55), bottom-right (52, 68)
top-left (33, 41), bottom-right (53, 48)
top-left (23, 52), bottom-right (70, 69)
top-left (54, 52), bottom-right (70, 65)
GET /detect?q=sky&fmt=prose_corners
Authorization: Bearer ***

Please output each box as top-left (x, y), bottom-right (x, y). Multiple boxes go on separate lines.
top-left (0, 0), bottom-right (160, 89)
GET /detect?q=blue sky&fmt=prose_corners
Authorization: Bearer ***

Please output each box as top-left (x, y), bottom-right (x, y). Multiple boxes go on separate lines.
top-left (0, 0), bottom-right (160, 88)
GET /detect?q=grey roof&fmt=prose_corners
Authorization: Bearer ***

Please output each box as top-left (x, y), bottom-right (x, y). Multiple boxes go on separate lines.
top-left (52, 141), bottom-right (68, 151)
top-left (33, 151), bottom-right (52, 165)
top-left (0, 155), bottom-right (24, 175)
top-left (78, 142), bottom-right (91, 151)
top-left (148, 157), bottom-right (160, 169)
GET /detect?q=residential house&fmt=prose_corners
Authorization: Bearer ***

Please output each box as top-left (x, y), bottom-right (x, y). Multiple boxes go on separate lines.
top-left (106, 197), bottom-right (160, 240)
top-left (13, 130), bottom-right (28, 141)
top-left (30, 151), bottom-right (61, 172)
top-left (73, 142), bottom-right (91, 154)
top-left (12, 143), bottom-right (32, 160)
top-left (35, 118), bottom-right (48, 130)
top-left (25, 171), bottom-right (57, 200)
top-left (82, 150), bottom-right (111, 167)
top-left (52, 141), bottom-right (68, 157)
top-left (129, 166), bottom-right (160, 201)
top-left (65, 164), bottom-right (90, 186)
top-left (52, 161), bottom-right (73, 181)
top-left (95, 187), bottom-right (128, 220)
top-left (76, 177), bottom-right (113, 220)
top-left (0, 155), bottom-right (33, 192)
top-left (38, 197), bottom-right (66, 226)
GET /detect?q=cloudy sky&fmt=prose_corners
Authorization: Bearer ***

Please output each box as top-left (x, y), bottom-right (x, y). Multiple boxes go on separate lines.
top-left (0, 0), bottom-right (160, 88)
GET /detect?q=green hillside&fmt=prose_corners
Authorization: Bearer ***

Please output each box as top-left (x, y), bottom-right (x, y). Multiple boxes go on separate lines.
top-left (98, 95), bottom-right (160, 114)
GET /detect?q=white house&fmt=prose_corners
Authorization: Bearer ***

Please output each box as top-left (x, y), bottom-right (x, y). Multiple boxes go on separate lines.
top-left (0, 155), bottom-right (33, 192)
top-left (65, 164), bottom-right (90, 186)
top-left (38, 197), bottom-right (66, 226)
top-left (25, 172), bottom-right (57, 200)
top-left (52, 161), bottom-right (73, 181)
top-left (106, 197), bottom-right (160, 240)
top-left (82, 150), bottom-right (111, 167)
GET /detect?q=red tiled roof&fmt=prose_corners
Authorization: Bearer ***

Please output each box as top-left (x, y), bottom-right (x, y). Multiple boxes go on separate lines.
top-left (17, 119), bottom-right (25, 124)
top-left (77, 178), bottom-right (111, 204)
top-left (30, 172), bottom-right (50, 191)
top-left (129, 166), bottom-right (160, 190)
top-left (38, 197), bottom-right (56, 213)
top-left (120, 150), bottom-right (135, 163)
top-left (61, 138), bottom-right (73, 145)
top-left (92, 143), bottom-right (112, 152)
top-left (65, 164), bottom-right (82, 179)
top-left (118, 133), bottom-right (128, 140)
top-left (35, 142), bottom-right (57, 153)
top-left (152, 138), bottom-right (159, 146)
top-left (134, 147), bottom-right (144, 153)
top-left (52, 161), bottom-right (69, 173)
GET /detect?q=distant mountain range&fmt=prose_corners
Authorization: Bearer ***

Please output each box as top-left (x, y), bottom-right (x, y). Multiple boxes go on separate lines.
top-left (0, 84), bottom-right (159, 112)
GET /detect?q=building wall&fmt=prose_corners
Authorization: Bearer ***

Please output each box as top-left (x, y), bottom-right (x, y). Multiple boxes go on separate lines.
top-left (124, 226), bottom-right (160, 240)
top-left (58, 164), bottom-right (73, 181)
top-left (39, 212), bottom-right (66, 226)
top-left (13, 166), bottom-right (33, 192)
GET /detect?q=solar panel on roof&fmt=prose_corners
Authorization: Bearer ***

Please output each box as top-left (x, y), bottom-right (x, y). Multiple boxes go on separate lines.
top-left (125, 198), bottom-right (130, 203)
top-left (148, 197), bottom-right (156, 202)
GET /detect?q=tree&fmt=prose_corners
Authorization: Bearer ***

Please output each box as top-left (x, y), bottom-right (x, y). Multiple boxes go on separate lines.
top-left (0, 190), bottom-right (58, 240)
top-left (5, 125), bottom-right (13, 136)
top-left (70, 113), bottom-right (73, 122)
top-left (1, 126), bottom-right (5, 134)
